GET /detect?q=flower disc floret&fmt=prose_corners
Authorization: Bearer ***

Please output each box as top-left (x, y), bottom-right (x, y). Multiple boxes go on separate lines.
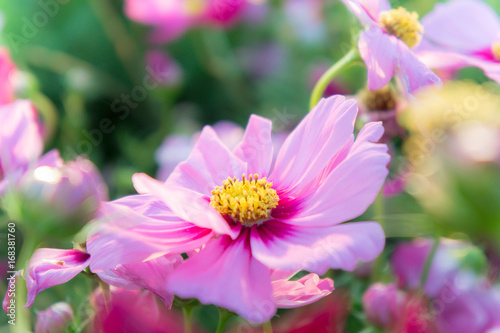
top-left (379, 7), bottom-right (423, 49)
top-left (210, 174), bottom-right (279, 226)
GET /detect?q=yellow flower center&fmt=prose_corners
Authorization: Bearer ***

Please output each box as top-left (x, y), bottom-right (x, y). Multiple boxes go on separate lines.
top-left (492, 42), bottom-right (500, 61)
top-left (379, 7), bottom-right (424, 49)
top-left (360, 86), bottom-right (397, 111)
top-left (210, 174), bottom-right (279, 226)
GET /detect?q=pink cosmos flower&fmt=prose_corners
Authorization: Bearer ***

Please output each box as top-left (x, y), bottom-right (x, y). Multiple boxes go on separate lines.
top-left (35, 302), bottom-right (74, 333)
top-left (88, 95), bottom-right (389, 322)
top-left (0, 47), bottom-right (16, 105)
top-left (341, 0), bottom-right (441, 93)
top-left (124, 0), bottom-right (262, 43)
top-left (0, 100), bottom-right (45, 195)
top-left (416, 0), bottom-right (500, 84)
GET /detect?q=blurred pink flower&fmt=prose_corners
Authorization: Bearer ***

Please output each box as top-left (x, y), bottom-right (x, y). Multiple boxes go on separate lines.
top-left (35, 302), bottom-right (74, 333)
top-left (341, 0), bottom-right (441, 93)
top-left (90, 288), bottom-right (187, 333)
top-left (417, 0), bottom-right (500, 84)
top-left (0, 47), bottom-right (16, 105)
top-left (124, 0), bottom-right (264, 43)
top-left (89, 95), bottom-right (389, 322)
top-left (0, 100), bottom-right (44, 195)
top-left (362, 283), bottom-right (404, 329)
top-left (145, 50), bottom-right (183, 87)
top-left (391, 238), bottom-right (500, 333)
top-left (284, 0), bottom-right (326, 45)
top-left (18, 157), bottom-right (109, 230)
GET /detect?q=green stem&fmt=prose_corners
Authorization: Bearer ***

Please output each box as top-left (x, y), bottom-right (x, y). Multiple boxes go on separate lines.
top-left (182, 306), bottom-right (194, 333)
top-left (309, 48), bottom-right (360, 109)
top-left (12, 233), bottom-right (39, 333)
top-left (263, 321), bottom-right (273, 333)
top-left (88, 0), bottom-right (139, 83)
top-left (420, 237), bottom-right (440, 289)
top-left (371, 192), bottom-right (386, 282)
top-left (97, 280), bottom-right (112, 314)
top-left (215, 308), bottom-right (233, 333)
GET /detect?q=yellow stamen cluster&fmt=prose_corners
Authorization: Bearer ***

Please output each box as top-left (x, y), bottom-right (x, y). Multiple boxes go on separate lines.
top-left (380, 7), bottom-right (424, 49)
top-left (360, 86), bottom-right (397, 111)
top-left (492, 42), bottom-right (500, 61)
top-left (210, 174), bottom-right (279, 226)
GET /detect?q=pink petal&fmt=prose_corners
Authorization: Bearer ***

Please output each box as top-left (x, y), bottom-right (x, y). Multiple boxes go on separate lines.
top-left (98, 254), bottom-right (183, 309)
top-left (167, 232), bottom-right (275, 323)
top-left (165, 126), bottom-right (247, 195)
top-left (359, 28), bottom-right (441, 93)
top-left (132, 173), bottom-right (239, 238)
top-left (272, 273), bottom-right (334, 308)
top-left (396, 39), bottom-right (442, 93)
top-left (359, 27), bottom-right (398, 90)
top-left (287, 122), bottom-right (389, 227)
top-left (421, 0), bottom-right (500, 52)
top-left (87, 195), bottom-right (214, 272)
top-left (341, 0), bottom-right (391, 26)
top-left (233, 115), bottom-right (274, 176)
top-left (0, 48), bottom-right (16, 105)
top-left (251, 220), bottom-right (385, 275)
top-left (25, 249), bottom-right (90, 308)
top-left (418, 51), bottom-right (500, 85)
top-left (0, 100), bottom-right (43, 179)
top-left (270, 96), bottom-right (357, 197)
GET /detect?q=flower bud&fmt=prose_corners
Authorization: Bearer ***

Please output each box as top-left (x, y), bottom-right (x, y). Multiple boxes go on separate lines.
top-left (363, 283), bottom-right (404, 329)
top-left (17, 156), bottom-right (108, 237)
top-left (35, 302), bottom-right (73, 333)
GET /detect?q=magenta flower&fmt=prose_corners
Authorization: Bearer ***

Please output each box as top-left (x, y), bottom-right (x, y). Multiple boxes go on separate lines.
top-left (89, 95), bottom-right (389, 322)
top-left (341, 0), bottom-right (441, 93)
top-left (91, 288), bottom-right (186, 333)
top-left (0, 100), bottom-right (44, 195)
top-left (362, 283), bottom-right (404, 329)
top-left (35, 302), bottom-right (74, 333)
top-left (124, 0), bottom-right (261, 43)
top-left (145, 50), bottom-right (183, 87)
top-left (416, 0), bottom-right (500, 84)
top-left (391, 238), bottom-right (465, 298)
top-left (0, 47), bottom-right (16, 105)
top-left (24, 249), bottom-right (91, 308)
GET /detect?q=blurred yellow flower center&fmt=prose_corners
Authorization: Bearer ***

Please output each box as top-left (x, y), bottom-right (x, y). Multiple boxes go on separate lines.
top-left (379, 7), bottom-right (423, 49)
top-left (360, 86), bottom-right (397, 111)
top-left (185, 0), bottom-right (205, 15)
top-left (492, 42), bottom-right (500, 61)
top-left (210, 174), bottom-right (279, 226)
